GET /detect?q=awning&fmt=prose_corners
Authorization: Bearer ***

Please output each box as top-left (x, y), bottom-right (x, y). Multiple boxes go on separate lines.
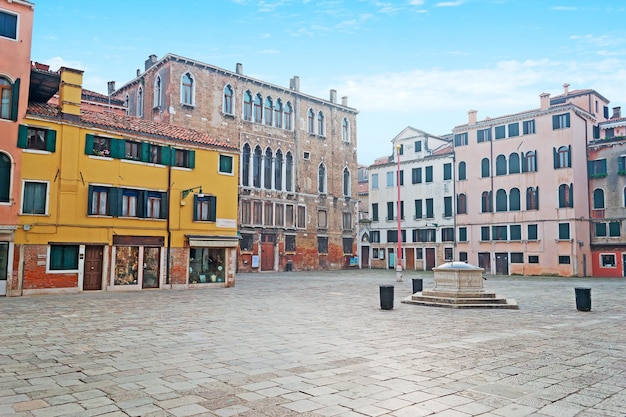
top-left (187, 235), bottom-right (240, 248)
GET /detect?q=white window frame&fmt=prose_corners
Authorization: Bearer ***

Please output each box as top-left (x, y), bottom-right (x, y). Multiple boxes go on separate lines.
top-left (21, 180), bottom-right (49, 215)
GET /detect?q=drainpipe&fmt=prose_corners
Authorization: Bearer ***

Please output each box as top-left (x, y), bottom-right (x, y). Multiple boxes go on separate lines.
top-left (166, 146), bottom-right (172, 288)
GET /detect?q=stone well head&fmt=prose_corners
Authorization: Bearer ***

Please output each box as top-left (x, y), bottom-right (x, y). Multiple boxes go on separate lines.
top-left (432, 261), bottom-right (484, 293)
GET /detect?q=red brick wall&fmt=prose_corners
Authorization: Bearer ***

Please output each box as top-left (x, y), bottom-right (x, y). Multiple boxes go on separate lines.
top-left (21, 245), bottom-right (78, 289)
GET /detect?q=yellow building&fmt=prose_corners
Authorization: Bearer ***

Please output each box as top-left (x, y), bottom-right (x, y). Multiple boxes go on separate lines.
top-left (10, 67), bottom-right (239, 295)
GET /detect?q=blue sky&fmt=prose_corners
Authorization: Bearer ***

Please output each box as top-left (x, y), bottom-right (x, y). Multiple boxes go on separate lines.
top-left (31, 1), bottom-right (626, 165)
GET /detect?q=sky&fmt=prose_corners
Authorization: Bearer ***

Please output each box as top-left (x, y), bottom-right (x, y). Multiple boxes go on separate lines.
top-left (29, 0), bottom-right (626, 165)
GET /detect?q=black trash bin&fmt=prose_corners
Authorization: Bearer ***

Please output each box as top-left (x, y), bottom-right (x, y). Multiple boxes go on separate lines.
top-left (412, 278), bottom-right (423, 293)
top-left (575, 287), bottom-right (591, 311)
top-left (285, 260), bottom-right (292, 272)
top-left (379, 285), bottom-right (394, 310)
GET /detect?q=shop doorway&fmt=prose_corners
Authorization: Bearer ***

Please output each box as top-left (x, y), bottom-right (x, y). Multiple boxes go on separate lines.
top-left (142, 247), bottom-right (160, 288)
top-left (83, 245), bottom-right (103, 290)
top-left (0, 242), bottom-right (8, 296)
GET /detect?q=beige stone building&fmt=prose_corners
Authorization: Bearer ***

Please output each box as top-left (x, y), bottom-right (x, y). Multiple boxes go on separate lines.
top-left (112, 54), bottom-right (359, 272)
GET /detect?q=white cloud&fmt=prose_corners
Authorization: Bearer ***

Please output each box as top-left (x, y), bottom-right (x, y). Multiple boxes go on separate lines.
top-left (43, 56), bottom-right (85, 72)
top-left (408, 0), bottom-right (425, 5)
top-left (435, 1), bottom-right (464, 7)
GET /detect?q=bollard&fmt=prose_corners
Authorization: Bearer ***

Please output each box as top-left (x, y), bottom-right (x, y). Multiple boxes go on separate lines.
top-left (379, 285), bottom-right (394, 310)
top-left (575, 287), bottom-right (591, 312)
top-left (412, 278), bottom-right (423, 294)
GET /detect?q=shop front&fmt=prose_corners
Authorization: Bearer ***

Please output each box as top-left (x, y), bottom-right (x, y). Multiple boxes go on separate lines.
top-left (187, 235), bottom-right (238, 287)
top-left (108, 235), bottom-right (165, 291)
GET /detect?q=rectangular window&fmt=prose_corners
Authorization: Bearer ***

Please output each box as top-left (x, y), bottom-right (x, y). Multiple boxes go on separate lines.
top-left (285, 235), bottom-right (296, 252)
top-left (510, 225), bottom-right (522, 241)
top-left (174, 149), bottom-right (192, 168)
top-left (219, 154), bottom-right (234, 174)
top-left (386, 171), bottom-right (394, 187)
top-left (0, 10), bottom-right (18, 40)
top-left (495, 125), bottom-right (506, 139)
top-left (285, 204), bottom-right (294, 228)
top-left (481, 226), bottom-right (490, 241)
top-left (146, 192), bottom-right (163, 219)
top-left (342, 212), bottom-right (352, 230)
top-left (510, 253), bottom-right (524, 263)
top-left (317, 209), bottom-right (327, 228)
top-left (19, 126), bottom-right (56, 152)
top-left (444, 196), bottom-right (452, 217)
top-left (425, 166), bottom-right (433, 183)
top-left (416, 248), bottom-right (423, 260)
top-left (595, 222), bottom-right (607, 237)
top-left (241, 200), bottom-right (251, 224)
top-left (601, 254), bottom-right (616, 267)
top-left (121, 189), bottom-right (138, 217)
top-left (414, 141), bottom-right (422, 152)
top-left (399, 170), bottom-right (404, 186)
top-left (240, 234), bottom-right (253, 251)
top-left (342, 238), bottom-right (353, 254)
top-left (553, 113), bottom-right (571, 130)
top-left (89, 186), bottom-right (109, 216)
top-left (414, 199), bottom-right (422, 219)
top-left (558, 256), bottom-right (571, 264)
top-left (459, 227), bottom-right (467, 242)
top-left (558, 223), bottom-right (570, 240)
top-left (22, 181), bottom-right (47, 214)
top-left (618, 156), bottom-right (626, 174)
top-left (492, 225), bottom-right (507, 240)
top-left (371, 203), bottom-right (379, 222)
top-left (477, 128), bottom-right (491, 143)
top-left (444, 247), bottom-right (453, 260)
top-left (92, 137), bottom-right (111, 157)
top-left (275, 203), bottom-right (284, 227)
top-left (588, 159), bottom-right (607, 176)
top-left (529, 255), bottom-right (539, 263)
top-left (459, 252), bottom-right (468, 262)
top-left (371, 173), bottom-right (378, 189)
top-left (441, 227), bottom-right (454, 242)
top-left (425, 198), bottom-right (434, 218)
top-left (523, 119), bottom-right (535, 135)
top-left (370, 231), bottom-right (380, 243)
top-left (443, 163), bottom-right (452, 180)
top-left (508, 123), bottom-right (519, 137)
top-left (297, 205), bottom-right (306, 228)
top-left (264, 201), bottom-right (273, 225)
top-left (387, 202), bottom-right (394, 220)
top-left (412, 167), bottom-right (422, 184)
top-left (49, 245), bottom-right (79, 271)
top-left (454, 133), bottom-right (468, 147)
top-left (609, 221), bottom-right (621, 237)
top-left (253, 201), bottom-right (263, 224)
top-left (528, 224), bottom-right (538, 240)
top-left (194, 195), bottom-right (216, 221)
top-left (317, 236), bottom-right (328, 254)
top-left (125, 141), bottom-right (141, 160)
top-left (149, 144), bottom-right (162, 164)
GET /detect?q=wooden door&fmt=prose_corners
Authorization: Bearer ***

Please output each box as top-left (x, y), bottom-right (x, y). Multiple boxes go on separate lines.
top-left (425, 248), bottom-right (436, 271)
top-left (84, 246), bottom-right (103, 290)
top-left (361, 245), bottom-right (369, 268)
top-left (495, 252), bottom-right (509, 275)
top-left (405, 248), bottom-right (415, 271)
top-left (478, 252), bottom-right (491, 273)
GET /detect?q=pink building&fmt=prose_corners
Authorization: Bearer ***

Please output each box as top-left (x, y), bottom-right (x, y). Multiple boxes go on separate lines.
top-left (0, 0), bottom-right (34, 295)
top-left (453, 85), bottom-right (610, 277)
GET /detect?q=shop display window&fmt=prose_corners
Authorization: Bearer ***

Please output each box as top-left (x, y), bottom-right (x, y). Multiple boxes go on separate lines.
top-left (115, 246), bottom-right (139, 285)
top-left (189, 248), bottom-right (225, 283)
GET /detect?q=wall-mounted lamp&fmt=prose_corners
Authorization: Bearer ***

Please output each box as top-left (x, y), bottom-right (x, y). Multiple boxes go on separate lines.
top-left (428, 223), bottom-right (439, 228)
top-left (181, 186), bottom-right (203, 200)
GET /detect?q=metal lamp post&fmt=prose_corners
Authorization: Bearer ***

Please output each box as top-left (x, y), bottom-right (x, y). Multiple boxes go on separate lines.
top-left (396, 144), bottom-right (403, 282)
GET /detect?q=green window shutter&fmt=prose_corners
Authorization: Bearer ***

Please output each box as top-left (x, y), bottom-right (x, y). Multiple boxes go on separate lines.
top-left (10, 78), bottom-right (20, 121)
top-left (188, 150), bottom-right (195, 168)
top-left (565, 113), bottom-right (570, 128)
top-left (17, 125), bottom-right (28, 149)
top-left (109, 188), bottom-right (121, 216)
top-left (160, 192), bottom-right (168, 219)
top-left (138, 190), bottom-right (146, 218)
top-left (552, 115), bottom-right (558, 130)
top-left (87, 185), bottom-right (94, 214)
top-left (170, 148), bottom-right (177, 166)
top-left (568, 145), bottom-right (572, 167)
top-left (161, 146), bottom-right (171, 166)
top-left (46, 130), bottom-right (57, 152)
top-left (553, 148), bottom-right (558, 169)
top-left (110, 138), bottom-right (125, 159)
top-left (140, 142), bottom-right (150, 162)
top-left (570, 183), bottom-right (574, 207)
top-left (601, 159), bottom-right (607, 173)
top-left (85, 134), bottom-right (95, 155)
top-left (193, 195), bottom-right (198, 221)
top-left (209, 196), bottom-right (216, 221)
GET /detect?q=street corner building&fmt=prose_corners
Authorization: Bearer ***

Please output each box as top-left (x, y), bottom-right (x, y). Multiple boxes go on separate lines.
top-left (6, 65), bottom-right (239, 296)
top-left (111, 54), bottom-right (360, 272)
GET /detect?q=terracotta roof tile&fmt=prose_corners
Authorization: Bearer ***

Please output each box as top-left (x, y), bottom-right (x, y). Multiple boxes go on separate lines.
top-left (27, 102), bottom-right (237, 151)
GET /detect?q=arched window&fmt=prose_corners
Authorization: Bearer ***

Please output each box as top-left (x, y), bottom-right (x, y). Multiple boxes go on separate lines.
top-left (223, 84), bottom-right (233, 114)
top-left (0, 152), bottom-right (11, 202)
top-left (241, 144), bottom-right (251, 187)
top-left (457, 193), bottom-right (467, 214)
top-left (509, 188), bottom-right (521, 211)
top-left (274, 99), bottom-right (283, 128)
top-left (342, 118), bottom-right (350, 143)
top-left (254, 93), bottom-right (263, 123)
top-left (481, 158), bottom-right (490, 178)
top-left (284, 102), bottom-right (293, 130)
top-left (136, 86), bottom-right (144, 117)
top-left (593, 188), bottom-right (605, 209)
top-left (243, 91), bottom-right (252, 121)
top-left (253, 146), bottom-right (262, 188)
top-left (523, 151), bottom-right (537, 172)
top-left (458, 161), bottom-right (466, 180)
top-left (509, 153), bottom-right (520, 174)
top-left (343, 167), bottom-right (351, 197)
top-left (318, 111), bottom-right (325, 136)
top-left (496, 155), bottom-right (507, 176)
top-left (264, 96), bottom-right (273, 126)
top-left (264, 148), bottom-right (273, 189)
top-left (274, 150), bottom-right (283, 191)
top-left (481, 191), bottom-right (492, 213)
top-left (555, 145), bottom-right (571, 168)
top-left (559, 183), bottom-right (573, 208)
top-left (307, 109), bottom-right (315, 134)
top-left (318, 163), bottom-right (326, 194)
top-left (496, 189), bottom-right (507, 211)
top-left (154, 75), bottom-right (162, 107)
top-left (0, 77), bottom-right (14, 120)
top-left (285, 152), bottom-right (293, 192)
top-left (181, 73), bottom-right (194, 105)
top-left (526, 187), bottom-right (539, 210)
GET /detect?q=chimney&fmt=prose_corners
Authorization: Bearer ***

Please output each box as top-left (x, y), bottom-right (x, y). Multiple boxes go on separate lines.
top-left (330, 89), bottom-right (337, 103)
top-left (144, 54), bottom-right (158, 71)
top-left (136, 69), bottom-right (140, 77)
top-left (540, 93), bottom-right (550, 111)
top-left (468, 109), bottom-right (477, 125)
top-left (107, 81), bottom-right (115, 95)
top-left (289, 76), bottom-right (300, 92)
top-left (563, 83), bottom-right (570, 95)
top-left (58, 67), bottom-right (84, 121)
top-left (613, 106), bottom-right (621, 119)
top-left (236, 63), bottom-right (243, 75)
top-left (341, 96), bottom-right (348, 106)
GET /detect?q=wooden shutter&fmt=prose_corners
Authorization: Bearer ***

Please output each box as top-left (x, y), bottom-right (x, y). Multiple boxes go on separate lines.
top-left (140, 142), bottom-right (150, 162)
top-left (87, 185), bottom-right (94, 214)
top-left (10, 78), bottom-right (19, 121)
top-left (110, 138), bottom-right (125, 159)
top-left (187, 150), bottom-right (195, 168)
top-left (17, 125), bottom-right (28, 149)
top-left (85, 134), bottom-right (95, 155)
top-left (160, 192), bottom-right (168, 219)
top-left (46, 130), bottom-right (57, 152)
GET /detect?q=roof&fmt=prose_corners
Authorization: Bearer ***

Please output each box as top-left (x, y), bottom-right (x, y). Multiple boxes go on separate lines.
top-left (26, 102), bottom-right (237, 152)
